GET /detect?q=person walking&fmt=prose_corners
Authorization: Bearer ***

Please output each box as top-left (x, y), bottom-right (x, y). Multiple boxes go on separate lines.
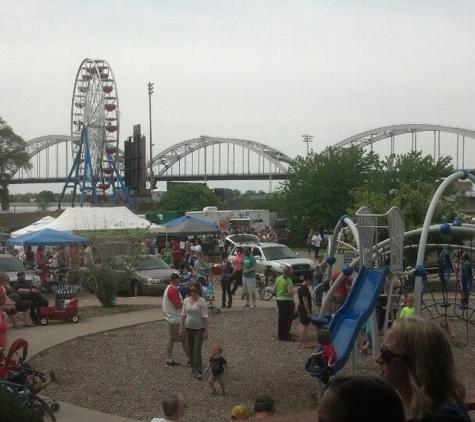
top-left (163, 273), bottom-right (190, 367)
top-left (219, 252), bottom-right (235, 308)
top-left (297, 273), bottom-right (314, 348)
top-left (231, 247), bottom-right (244, 296)
top-left (242, 247), bottom-right (257, 308)
top-left (179, 281), bottom-right (209, 380)
top-left (311, 231), bottom-right (323, 259)
top-left (307, 229), bottom-right (315, 257)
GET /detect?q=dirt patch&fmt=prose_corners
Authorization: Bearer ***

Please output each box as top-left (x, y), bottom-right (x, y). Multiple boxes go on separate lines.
top-left (29, 305), bottom-right (475, 422)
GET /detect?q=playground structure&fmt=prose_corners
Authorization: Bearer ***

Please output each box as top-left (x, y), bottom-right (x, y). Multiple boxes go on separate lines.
top-left (306, 169), bottom-right (475, 386)
top-left (58, 58), bottom-right (134, 209)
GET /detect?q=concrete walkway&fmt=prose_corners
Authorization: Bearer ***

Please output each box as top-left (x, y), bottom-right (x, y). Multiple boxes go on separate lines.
top-left (8, 291), bottom-right (279, 421)
top-left (9, 295), bottom-right (163, 422)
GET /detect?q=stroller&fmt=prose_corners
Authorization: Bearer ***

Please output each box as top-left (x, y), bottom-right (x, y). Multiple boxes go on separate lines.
top-left (0, 338), bottom-right (60, 412)
top-left (202, 285), bottom-right (220, 314)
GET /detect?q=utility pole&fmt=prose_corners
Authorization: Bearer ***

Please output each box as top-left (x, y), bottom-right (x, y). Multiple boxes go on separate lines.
top-left (148, 82), bottom-right (154, 192)
top-left (302, 134), bottom-right (314, 155)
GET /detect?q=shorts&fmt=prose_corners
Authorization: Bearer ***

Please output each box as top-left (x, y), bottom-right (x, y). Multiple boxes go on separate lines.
top-left (209, 372), bottom-right (226, 385)
top-left (167, 321), bottom-right (186, 342)
top-left (242, 277), bottom-right (256, 295)
top-left (298, 307), bottom-right (311, 325)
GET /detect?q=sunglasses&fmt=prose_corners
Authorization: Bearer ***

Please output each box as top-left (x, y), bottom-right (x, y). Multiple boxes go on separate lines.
top-left (189, 289), bottom-right (198, 293)
top-left (380, 345), bottom-right (409, 363)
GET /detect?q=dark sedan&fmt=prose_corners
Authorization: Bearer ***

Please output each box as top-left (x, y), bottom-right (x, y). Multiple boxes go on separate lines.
top-left (112, 255), bottom-right (176, 296)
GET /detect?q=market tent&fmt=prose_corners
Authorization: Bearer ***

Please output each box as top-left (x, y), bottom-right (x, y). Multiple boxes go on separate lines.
top-left (164, 215), bottom-right (220, 236)
top-left (6, 228), bottom-right (88, 246)
top-left (10, 216), bottom-right (56, 238)
top-left (46, 207), bottom-right (150, 231)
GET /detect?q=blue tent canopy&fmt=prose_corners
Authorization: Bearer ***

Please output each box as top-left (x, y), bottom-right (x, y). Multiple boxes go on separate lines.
top-left (6, 228), bottom-right (88, 246)
top-left (164, 215), bottom-right (219, 236)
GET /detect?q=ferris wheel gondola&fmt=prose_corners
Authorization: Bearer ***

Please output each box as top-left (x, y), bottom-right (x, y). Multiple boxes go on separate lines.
top-left (58, 58), bottom-right (133, 209)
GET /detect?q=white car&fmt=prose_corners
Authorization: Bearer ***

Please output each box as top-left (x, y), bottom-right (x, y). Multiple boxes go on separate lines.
top-left (229, 242), bottom-right (315, 285)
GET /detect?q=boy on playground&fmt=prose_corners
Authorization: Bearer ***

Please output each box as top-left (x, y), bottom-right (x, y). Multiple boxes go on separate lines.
top-left (399, 294), bottom-right (415, 319)
top-left (311, 329), bottom-right (337, 385)
top-left (205, 343), bottom-right (228, 395)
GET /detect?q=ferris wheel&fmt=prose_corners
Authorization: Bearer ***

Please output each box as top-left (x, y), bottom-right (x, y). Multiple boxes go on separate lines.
top-left (58, 58), bottom-right (133, 209)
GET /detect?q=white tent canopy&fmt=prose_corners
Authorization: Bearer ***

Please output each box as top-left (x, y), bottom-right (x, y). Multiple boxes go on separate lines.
top-left (46, 207), bottom-right (150, 231)
top-left (10, 216), bottom-right (56, 238)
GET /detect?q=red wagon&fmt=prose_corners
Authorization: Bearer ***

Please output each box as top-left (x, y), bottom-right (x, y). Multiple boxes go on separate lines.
top-left (37, 285), bottom-right (81, 325)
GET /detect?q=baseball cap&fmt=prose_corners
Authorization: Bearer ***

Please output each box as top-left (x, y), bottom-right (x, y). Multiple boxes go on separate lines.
top-left (230, 404), bottom-right (253, 420)
top-left (170, 273), bottom-right (180, 281)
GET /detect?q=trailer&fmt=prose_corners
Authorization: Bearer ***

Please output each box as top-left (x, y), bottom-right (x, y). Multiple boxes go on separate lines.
top-left (185, 208), bottom-right (274, 232)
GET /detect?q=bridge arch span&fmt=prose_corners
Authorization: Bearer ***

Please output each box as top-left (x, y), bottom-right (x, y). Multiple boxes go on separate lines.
top-left (152, 136), bottom-right (292, 177)
top-left (334, 124), bottom-right (475, 148)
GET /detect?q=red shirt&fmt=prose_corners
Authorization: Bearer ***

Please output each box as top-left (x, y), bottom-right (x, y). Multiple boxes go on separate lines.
top-left (167, 284), bottom-right (182, 306)
top-left (233, 253), bottom-right (244, 271)
top-left (322, 343), bottom-right (337, 366)
top-left (171, 242), bottom-right (182, 261)
top-left (331, 271), bottom-right (352, 296)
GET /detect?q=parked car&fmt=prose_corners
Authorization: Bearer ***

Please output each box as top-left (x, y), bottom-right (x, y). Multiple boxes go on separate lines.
top-left (229, 243), bottom-right (315, 285)
top-left (0, 254), bottom-right (41, 288)
top-left (110, 255), bottom-right (176, 296)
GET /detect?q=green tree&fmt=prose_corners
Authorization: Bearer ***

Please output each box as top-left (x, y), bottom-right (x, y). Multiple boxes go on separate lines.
top-left (36, 190), bottom-right (55, 212)
top-left (277, 146), bottom-right (379, 245)
top-left (350, 151), bottom-right (457, 230)
top-left (0, 118), bottom-right (31, 210)
top-left (157, 183), bottom-right (221, 213)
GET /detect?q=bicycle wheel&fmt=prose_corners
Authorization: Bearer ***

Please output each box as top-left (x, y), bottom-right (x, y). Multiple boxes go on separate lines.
top-left (30, 395), bottom-right (56, 414)
top-left (31, 402), bottom-right (57, 422)
top-left (260, 286), bottom-right (274, 301)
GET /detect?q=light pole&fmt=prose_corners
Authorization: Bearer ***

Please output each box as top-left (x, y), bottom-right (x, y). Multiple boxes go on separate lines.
top-left (148, 82), bottom-right (154, 192)
top-left (302, 134), bottom-right (313, 155)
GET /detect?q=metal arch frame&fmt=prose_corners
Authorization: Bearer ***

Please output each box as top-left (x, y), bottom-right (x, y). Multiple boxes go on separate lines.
top-left (14, 135), bottom-right (125, 179)
top-left (152, 136), bottom-right (292, 175)
top-left (25, 135), bottom-right (72, 158)
top-left (333, 124), bottom-right (475, 148)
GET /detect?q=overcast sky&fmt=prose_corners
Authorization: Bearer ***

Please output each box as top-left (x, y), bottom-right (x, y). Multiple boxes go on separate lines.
top-left (2, 1), bottom-right (475, 194)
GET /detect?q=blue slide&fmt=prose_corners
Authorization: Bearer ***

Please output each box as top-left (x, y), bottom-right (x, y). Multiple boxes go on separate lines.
top-left (306, 266), bottom-right (389, 376)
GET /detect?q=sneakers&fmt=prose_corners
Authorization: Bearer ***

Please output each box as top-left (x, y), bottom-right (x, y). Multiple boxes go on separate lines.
top-left (165, 360), bottom-right (180, 367)
top-left (221, 304), bottom-right (226, 308)
top-left (250, 304), bottom-right (256, 309)
top-left (211, 389), bottom-right (218, 395)
top-left (226, 304), bottom-right (232, 308)
top-left (243, 304), bottom-right (250, 307)
top-left (197, 374), bottom-right (203, 380)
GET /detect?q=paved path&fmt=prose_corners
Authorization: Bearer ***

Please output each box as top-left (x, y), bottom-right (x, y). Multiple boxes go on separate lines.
top-left (9, 295), bottom-right (163, 422)
top-left (8, 290), bottom-right (278, 421)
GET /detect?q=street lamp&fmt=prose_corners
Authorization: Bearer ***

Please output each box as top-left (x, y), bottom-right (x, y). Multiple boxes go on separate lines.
top-left (148, 82), bottom-right (154, 192)
top-left (302, 134), bottom-right (314, 155)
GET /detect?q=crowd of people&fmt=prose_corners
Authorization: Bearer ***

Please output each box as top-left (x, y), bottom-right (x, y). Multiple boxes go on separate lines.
top-left (1, 227), bottom-right (473, 421)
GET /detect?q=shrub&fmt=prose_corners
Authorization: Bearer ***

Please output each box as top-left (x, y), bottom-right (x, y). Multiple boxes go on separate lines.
top-left (0, 384), bottom-right (36, 421)
top-left (82, 262), bottom-right (133, 307)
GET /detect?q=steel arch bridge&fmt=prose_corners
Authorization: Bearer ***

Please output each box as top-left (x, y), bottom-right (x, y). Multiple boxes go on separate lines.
top-left (151, 136), bottom-right (293, 183)
top-left (11, 135), bottom-right (293, 184)
top-left (10, 124), bottom-right (475, 186)
top-left (334, 124), bottom-right (475, 169)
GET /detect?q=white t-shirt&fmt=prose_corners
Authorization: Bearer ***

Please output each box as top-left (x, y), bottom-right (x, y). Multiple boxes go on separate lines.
top-left (312, 234), bottom-right (322, 247)
top-left (162, 285), bottom-right (182, 324)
